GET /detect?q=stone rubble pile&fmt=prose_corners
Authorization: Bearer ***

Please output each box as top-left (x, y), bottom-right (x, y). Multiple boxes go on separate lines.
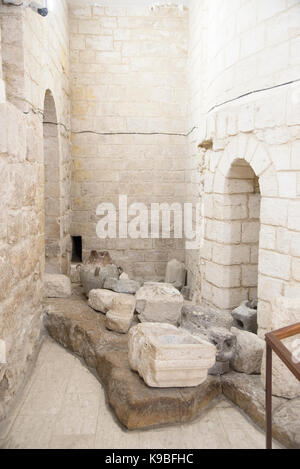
top-left (74, 252), bottom-right (269, 388)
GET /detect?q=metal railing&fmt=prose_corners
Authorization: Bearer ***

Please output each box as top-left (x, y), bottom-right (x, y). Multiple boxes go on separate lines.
top-left (265, 322), bottom-right (300, 449)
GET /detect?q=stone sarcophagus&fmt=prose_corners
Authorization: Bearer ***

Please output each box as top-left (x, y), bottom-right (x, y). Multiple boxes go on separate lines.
top-left (128, 323), bottom-right (216, 388)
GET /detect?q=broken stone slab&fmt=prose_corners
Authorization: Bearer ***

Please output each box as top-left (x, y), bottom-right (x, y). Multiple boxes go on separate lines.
top-left (181, 304), bottom-right (233, 335)
top-left (44, 274), bottom-right (71, 298)
top-left (261, 296), bottom-right (300, 399)
top-left (104, 277), bottom-right (141, 295)
top-left (79, 264), bottom-right (119, 296)
top-left (88, 289), bottom-right (136, 318)
top-left (128, 323), bottom-right (216, 388)
top-left (106, 293), bottom-right (136, 332)
top-left (105, 309), bottom-right (134, 334)
top-left (135, 282), bottom-right (184, 326)
top-left (88, 289), bottom-right (117, 314)
top-left (230, 327), bottom-right (264, 375)
top-left (231, 300), bottom-right (258, 334)
top-left (165, 259), bottom-right (186, 291)
top-left (209, 361), bottom-right (230, 376)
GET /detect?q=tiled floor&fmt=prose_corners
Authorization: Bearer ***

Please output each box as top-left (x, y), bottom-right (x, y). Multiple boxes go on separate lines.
top-left (1, 338), bottom-right (281, 449)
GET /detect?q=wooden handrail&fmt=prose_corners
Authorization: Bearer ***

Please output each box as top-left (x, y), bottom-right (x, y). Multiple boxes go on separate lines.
top-left (265, 322), bottom-right (300, 450)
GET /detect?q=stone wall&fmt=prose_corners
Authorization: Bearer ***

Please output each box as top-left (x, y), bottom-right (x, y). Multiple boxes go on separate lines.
top-left (69, 3), bottom-right (188, 280)
top-left (0, 0), bottom-right (70, 423)
top-left (186, 0), bottom-right (300, 338)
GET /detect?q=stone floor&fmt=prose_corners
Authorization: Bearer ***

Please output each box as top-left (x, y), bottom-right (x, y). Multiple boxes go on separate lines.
top-left (0, 337), bottom-right (282, 450)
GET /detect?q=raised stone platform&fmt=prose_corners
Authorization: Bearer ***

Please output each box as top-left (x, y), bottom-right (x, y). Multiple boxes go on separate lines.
top-left (43, 290), bottom-right (300, 448)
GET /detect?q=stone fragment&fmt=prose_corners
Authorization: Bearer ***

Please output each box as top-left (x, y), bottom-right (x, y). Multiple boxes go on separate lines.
top-left (181, 304), bottom-right (233, 335)
top-left (88, 288), bottom-right (136, 321)
top-left (209, 361), bottom-right (230, 376)
top-left (261, 296), bottom-right (300, 399)
top-left (79, 264), bottom-right (119, 296)
top-left (165, 259), bottom-right (186, 291)
top-left (105, 309), bottom-right (133, 334)
top-left (129, 323), bottom-right (175, 372)
top-left (44, 274), bottom-right (71, 298)
top-left (207, 327), bottom-right (237, 363)
top-left (231, 327), bottom-right (264, 375)
top-left (88, 289), bottom-right (118, 314)
top-left (136, 282), bottom-right (184, 326)
top-left (86, 250), bottom-right (112, 266)
top-left (231, 300), bottom-right (258, 333)
top-left (128, 323), bottom-right (216, 388)
top-left (104, 277), bottom-right (141, 294)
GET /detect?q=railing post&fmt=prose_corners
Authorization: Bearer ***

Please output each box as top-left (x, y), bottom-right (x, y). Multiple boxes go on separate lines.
top-left (266, 341), bottom-right (272, 450)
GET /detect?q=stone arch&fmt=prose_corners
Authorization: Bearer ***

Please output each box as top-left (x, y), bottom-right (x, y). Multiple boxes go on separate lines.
top-left (201, 135), bottom-right (281, 336)
top-left (43, 89), bottom-right (61, 273)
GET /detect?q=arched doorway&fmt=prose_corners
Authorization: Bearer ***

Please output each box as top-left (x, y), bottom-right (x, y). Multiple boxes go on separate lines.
top-left (43, 90), bottom-right (61, 273)
top-left (201, 136), bottom-right (282, 337)
top-left (222, 158), bottom-right (261, 308)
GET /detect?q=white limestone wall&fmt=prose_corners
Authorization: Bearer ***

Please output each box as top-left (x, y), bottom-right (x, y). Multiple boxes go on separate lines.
top-left (70, 3), bottom-right (188, 280)
top-left (0, 0), bottom-right (71, 423)
top-left (187, 0), bottom-right (300, 337)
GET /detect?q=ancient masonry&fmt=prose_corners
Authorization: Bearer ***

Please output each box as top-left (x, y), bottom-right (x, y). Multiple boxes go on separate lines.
top-left (0, 0), bottom-right (300, 448)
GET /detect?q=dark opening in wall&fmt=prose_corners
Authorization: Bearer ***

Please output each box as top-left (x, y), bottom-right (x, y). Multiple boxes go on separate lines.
top-left (71, 236), bottom-right (82, 263)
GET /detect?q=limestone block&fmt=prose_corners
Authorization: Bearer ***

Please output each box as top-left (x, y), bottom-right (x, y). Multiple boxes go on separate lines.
top-left (181, 304), bottom-right (233, 335)
top-left (88, 289), bottom-right (118, 314)
top-left (135, 282), bottom-right (184, 325)
top-left (45, 274), bottom-right (71, 298)
top-left (104, 277), bottom-right (141, 294)
top-left (79, 263), bottom-right (119, 296)
top-left (164, 259), bottom-right (186, 291)
top-left (88, 289), bottom-right (135, 316)
top-left (112, 293), bottom-right (136, 316)
top-left (129, 323), bottom-right (174, 372)
top-left (128, 323), bottom-right (216, 388)
top-left (232, 300), bottom-right (258, 333)
top-left (105, 308), bottom-right (134, 334)
top-left (261, 296), bottom-right (300, 399)
top-left (231, 327), bottom-right (264, 375)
